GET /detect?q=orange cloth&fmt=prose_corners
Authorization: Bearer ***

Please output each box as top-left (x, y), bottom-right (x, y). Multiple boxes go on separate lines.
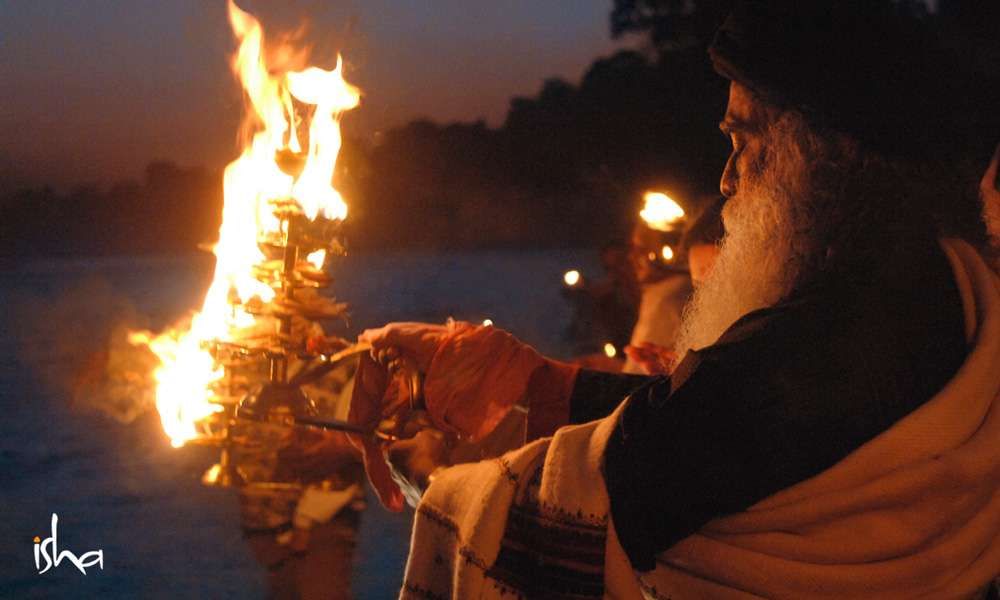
top-left (523, 359), bottom-right (581, 441)
top-left (348, 353), bottom-right (405, 511)
top-left (423, 324), bottom-right (554, 442)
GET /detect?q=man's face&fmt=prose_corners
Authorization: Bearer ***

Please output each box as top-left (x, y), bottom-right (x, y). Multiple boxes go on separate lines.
top-left (674, 82), bottom-right (817, 355)
top-left (718, 82), bottom-right (775, 201)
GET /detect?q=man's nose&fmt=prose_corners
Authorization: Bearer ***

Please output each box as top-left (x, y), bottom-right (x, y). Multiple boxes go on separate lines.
top-left (720, 155), bottom-right (738, 198)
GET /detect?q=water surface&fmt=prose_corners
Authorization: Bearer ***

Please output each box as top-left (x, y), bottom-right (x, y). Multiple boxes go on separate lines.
top-left (0, 249), bottom-right (597, 598)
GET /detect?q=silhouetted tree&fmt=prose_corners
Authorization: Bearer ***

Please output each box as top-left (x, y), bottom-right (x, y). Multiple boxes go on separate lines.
top-left (610, 0), bottom-right (731, 54)
top-left (0, 162), bottom-right (220, 257)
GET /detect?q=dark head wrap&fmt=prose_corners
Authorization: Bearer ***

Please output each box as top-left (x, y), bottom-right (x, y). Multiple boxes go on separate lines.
top-left (708, 0), bottom-right (979, 161)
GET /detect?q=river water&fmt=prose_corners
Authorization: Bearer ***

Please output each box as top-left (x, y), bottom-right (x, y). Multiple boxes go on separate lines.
top-left (0, 249), bottom-right (598, 598)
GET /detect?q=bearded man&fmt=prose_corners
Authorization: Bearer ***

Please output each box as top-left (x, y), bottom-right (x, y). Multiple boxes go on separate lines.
top-left (349, 2), bottom-right (1000, 598)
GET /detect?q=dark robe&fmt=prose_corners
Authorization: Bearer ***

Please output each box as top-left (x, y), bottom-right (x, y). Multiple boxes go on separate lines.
top-left (569, 240), bottom-right (968, 572)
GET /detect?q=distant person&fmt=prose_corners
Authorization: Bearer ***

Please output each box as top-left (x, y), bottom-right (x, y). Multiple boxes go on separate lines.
top-left (626, 198), bottom-right (725, 374)
top-left (563, 239), bottom-right (638, 369)
top-left (621, 220), bottom-right (692, 374)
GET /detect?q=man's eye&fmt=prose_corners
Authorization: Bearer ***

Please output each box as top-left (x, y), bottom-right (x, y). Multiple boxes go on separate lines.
top-left (731, 133), bottom-right (751, 157)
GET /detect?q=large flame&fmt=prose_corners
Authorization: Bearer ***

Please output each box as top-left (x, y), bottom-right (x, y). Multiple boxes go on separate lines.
top-left (131, 1), bottom-right (360, 447)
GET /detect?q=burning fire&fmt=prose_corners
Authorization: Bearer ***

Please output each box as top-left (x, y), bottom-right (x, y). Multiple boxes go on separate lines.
top-left (640, 191), bottom-right (685, 232)
top-left (131, 1), bottom-right (360, 447)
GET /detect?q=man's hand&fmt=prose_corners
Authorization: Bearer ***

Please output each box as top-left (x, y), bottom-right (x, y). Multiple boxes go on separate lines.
top-left (357, 321), bottom-right (547, 441)
top-left (347, 352), bottom-right (405, 511)
top-left (386, 429), bottom-right (451, 509)
top-left (624, 342), bottom-right (678, 375)
top-left (349, 321), bottom-right (555, 511)
top-left (359, 322), bottom-right (453, 374)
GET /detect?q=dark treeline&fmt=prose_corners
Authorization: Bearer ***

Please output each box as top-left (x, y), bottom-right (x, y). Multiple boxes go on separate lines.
top-left (2, 0), bottom-right (996, 257)
top-left (344, 45), bottom-right (729, 251)
top-left (0, 162), bottom-right (222, 257)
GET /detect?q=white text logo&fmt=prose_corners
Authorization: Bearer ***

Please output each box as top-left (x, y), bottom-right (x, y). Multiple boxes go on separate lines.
top-left (33, 514), bottom-right (104, 575)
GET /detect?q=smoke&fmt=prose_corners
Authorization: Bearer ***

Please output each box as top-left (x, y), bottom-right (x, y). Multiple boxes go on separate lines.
top-left (13, 277), bottom-right (158, 423)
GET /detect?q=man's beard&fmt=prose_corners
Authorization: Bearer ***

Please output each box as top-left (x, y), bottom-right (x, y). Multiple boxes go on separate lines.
top-left (675, 121), bottom-right (824, 356)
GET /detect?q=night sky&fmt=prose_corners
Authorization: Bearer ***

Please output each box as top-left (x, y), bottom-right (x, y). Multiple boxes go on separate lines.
top-left (1, 1), bottom-right (625, 189)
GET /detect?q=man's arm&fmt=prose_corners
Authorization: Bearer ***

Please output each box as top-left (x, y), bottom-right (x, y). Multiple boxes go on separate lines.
top-left (569, 370), bottom-right (657, 424)
top-left (525, 363), bottom-right (654, 440)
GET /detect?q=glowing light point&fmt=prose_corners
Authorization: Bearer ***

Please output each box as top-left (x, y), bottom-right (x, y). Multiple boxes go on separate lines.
top-left (306, 249), bottom-right (327, 270)
top-left (640, 191), bottom-right (685, 231)
top-left (603, 343), bottom-right (617, 358)
top-left (661, 245), bottom-right (675, 261)
top-left (482, 319), bottom-right (494, 327)
top-left (563, 270), bottom-right (581, 287)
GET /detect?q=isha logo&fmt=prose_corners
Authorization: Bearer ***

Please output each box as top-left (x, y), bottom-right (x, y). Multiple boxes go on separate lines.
top-left (33, 513), bottom-right (104, 575)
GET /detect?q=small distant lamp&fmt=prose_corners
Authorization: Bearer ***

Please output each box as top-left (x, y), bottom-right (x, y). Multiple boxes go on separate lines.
top-left (640, 191), bottom-right (686, 232)
top-left (563, 269), bottom-right (582, 287)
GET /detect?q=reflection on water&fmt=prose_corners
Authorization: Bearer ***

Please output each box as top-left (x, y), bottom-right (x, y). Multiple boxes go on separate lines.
top-left (0, 249), bottom-right (597, 598)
